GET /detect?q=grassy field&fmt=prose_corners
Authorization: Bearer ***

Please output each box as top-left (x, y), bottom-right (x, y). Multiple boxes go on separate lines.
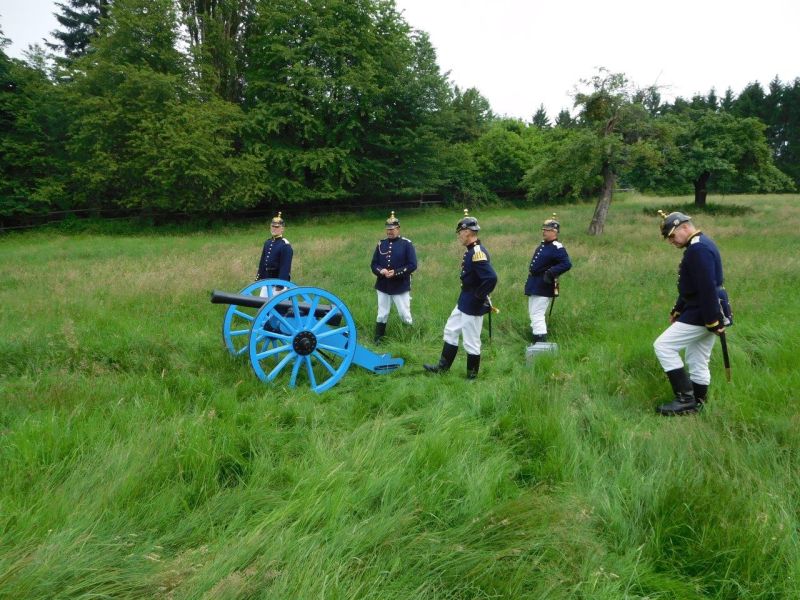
top-left (1, 194), bottom-right (799, 599)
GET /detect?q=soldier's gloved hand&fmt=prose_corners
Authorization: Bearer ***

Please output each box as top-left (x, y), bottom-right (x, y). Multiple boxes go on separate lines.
top-left (543, 271), bottom-right (555, 284)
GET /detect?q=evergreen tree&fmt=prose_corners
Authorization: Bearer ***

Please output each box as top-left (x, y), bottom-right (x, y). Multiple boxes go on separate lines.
top-left (775, 78), bottom-right (800, 185)
top-left (707, 87), bottom-right (719, 111)
top-left (733, 81), bottom-right (766, 120)
top-left (48, 0), bottom-right (112, 58)
top-left (720, 87), bottom-right (735, 111)
top-left (531, 104), bottom-right (550, 128)
top-left (554, 109), bottom-right (574, 128)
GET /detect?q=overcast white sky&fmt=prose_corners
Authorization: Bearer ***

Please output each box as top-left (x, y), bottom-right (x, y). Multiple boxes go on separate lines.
top-left (2, 0), bottom-right (798, 120)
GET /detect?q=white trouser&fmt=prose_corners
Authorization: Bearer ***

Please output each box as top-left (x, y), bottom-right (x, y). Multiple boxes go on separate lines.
top-left (376, 291), bottom-right (412, 324)
top-left (443, 306), bottom-right (484, 355)
top-left (653, 321), bottom-right (717, 385)
top-left (527, 295), bottom-right (552, 335)
top-left (260, 285), bottom-right (286, 297)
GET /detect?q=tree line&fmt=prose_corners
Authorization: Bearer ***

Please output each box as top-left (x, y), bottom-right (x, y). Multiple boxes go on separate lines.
top-left (1, 0), bottom-right (797, 233)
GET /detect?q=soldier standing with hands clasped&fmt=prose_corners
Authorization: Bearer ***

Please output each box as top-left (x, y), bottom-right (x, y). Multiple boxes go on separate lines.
top-left (524, 213), bottom-right (572, 344)
top-left (653, 210), bottom-right (733, 416)
top-left (256, 212), bottom-right (293, 294)
top-left (370, 211), bottom-right (417, 343)
top-left (424, 209), bottom-right (498, 380)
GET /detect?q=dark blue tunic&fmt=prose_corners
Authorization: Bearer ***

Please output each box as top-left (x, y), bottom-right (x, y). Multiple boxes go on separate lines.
top-left (371, 237), bottom-right (417, 294)
top-left (524, 240), bottom-right (572, 297)
top-left (457, 240), bottom-right (498, 316)
top-left (256, 236), bottom-right (293, 281)
top-left (671, 232), bottom-right (732, 331)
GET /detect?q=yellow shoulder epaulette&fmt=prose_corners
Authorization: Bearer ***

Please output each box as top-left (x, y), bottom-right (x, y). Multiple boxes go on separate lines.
top-left (472, 245), bottom-right (487, 262)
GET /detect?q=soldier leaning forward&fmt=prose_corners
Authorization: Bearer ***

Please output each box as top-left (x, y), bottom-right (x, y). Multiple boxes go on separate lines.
top-left (424, 209), bottom-right (498, 380)
top-left (524, 213), bottom-right (572, 343)
top-left (370, 211), bottom-right (418, 343)
top-left (256, 212), bottom-right (293, 289)
top-left (653, 211), bottom-right (733, 416)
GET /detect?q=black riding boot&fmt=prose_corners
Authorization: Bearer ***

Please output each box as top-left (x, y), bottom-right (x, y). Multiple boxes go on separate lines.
top-left (692, 382), bottom-right (709, 406)
top-left (657, 368), bottom-right (698, 415)
top-left (374, 322), bottom-right (387, 343)
top-left (466, 354), bottom-right (480, 379)
top-left (424, 342), bottom-right (458, 373)
top-left (531, 333), bottom-right (548, 344)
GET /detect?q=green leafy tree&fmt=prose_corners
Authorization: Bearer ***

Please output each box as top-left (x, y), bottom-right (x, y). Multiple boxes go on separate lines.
top-left (243, 0), bottom-right (452, 202)
top-left (640, 109), bottom-right (793, 205)
top-left (443, 86), bottom-right (493, 143)
top-left (0, 41), bottom-right (69, 218)
top-left (472, 119), bottom-right (540, 195)
top-left (633, 85), bottom-right (662, 116)
top-left (573, 69), bottom-right (654, 235)
top-left (65, 0), bottom-right (262, 212)
top-left (522, 127), bottom-right (604, 202)
top-left (178, 0), bottom-right (254, 102)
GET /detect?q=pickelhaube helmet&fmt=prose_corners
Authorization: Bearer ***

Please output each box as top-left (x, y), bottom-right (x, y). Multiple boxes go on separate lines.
top-left (385, 211), bottom-right (400, 229)
top-left (271, 211), bottom-right (285, 226)
top-left (455, 208), bottom-right (480, 233)
top-left (542, 213), bottom-right (560, 231)
top-left (658, 209), bottom-right (691, 238)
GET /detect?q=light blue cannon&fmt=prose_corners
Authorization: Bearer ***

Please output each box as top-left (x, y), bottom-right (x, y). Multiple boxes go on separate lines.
top-left (211, 279), bottom-right (404, 393)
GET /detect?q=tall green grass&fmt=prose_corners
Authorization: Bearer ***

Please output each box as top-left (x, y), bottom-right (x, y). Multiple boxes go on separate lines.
top-left (1, 195), bottom-right (799, 599)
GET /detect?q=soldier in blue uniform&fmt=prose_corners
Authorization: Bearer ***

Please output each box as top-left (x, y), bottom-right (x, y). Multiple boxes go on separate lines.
top-left (524, 213), bottom-right (572, 343)
top-left (653, 211), bottom-right (732, 415)
top-left (424, 210), bottom-right (498, 379)
top-left (370, 211), bottom-right (418, 343)
top-left (255, 212), bottom-right (293, 293)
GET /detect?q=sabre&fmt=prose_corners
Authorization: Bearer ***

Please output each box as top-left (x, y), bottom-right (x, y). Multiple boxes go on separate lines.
top-left (486, 296), bottom-right (500, 340)
top-left (548, 278), bottom-right (559, 318)
top-left (719, 332), bottom-right (731, 382)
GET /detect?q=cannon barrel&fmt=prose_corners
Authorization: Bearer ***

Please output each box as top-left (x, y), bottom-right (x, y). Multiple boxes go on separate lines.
top-left (210, 289), bottom-right (342, 324)
top-left (211, 290), bottom-right (268, 309)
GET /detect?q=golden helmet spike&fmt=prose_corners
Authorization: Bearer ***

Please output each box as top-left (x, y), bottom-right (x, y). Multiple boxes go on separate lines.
top-left (657, 209), bottom-right (668, 219)
top-left (542, 212), bottom-right (560, 231)
top-left (464, 208), bottom-right (470, 217)
top-left (385, 210), bottom-right (400, 228)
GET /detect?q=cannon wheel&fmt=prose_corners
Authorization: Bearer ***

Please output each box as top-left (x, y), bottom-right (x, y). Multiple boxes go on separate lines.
top-left (222, 279), bottom-right (295, 355)
top-left (248, 286), bottom-right (357, 394)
